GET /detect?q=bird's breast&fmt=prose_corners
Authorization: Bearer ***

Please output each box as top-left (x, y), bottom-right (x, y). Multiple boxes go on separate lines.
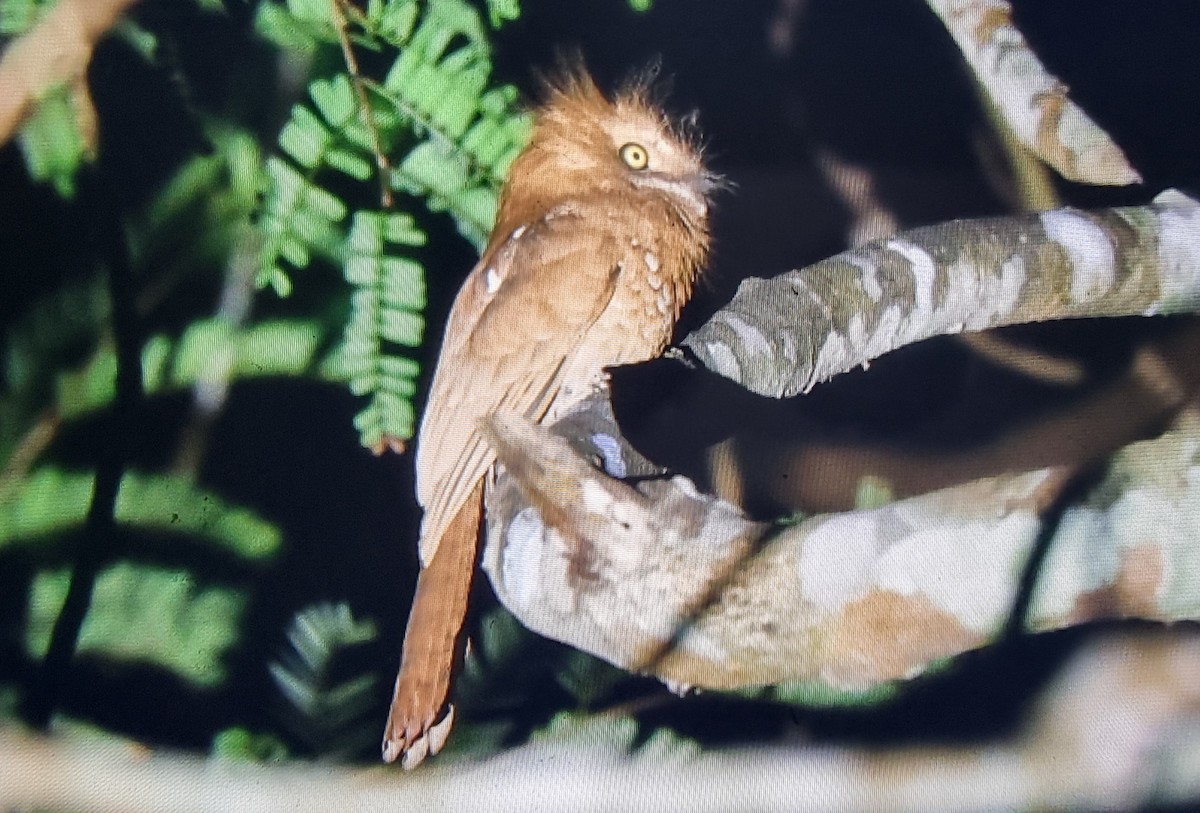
top-left (549, 237), bottom-right (686, 418)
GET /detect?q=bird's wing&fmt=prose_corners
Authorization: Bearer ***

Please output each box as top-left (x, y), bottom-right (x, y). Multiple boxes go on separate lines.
top-left (415, 206), bottom-right (621, 566)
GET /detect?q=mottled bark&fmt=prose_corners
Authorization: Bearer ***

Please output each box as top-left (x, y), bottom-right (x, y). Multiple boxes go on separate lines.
top-left (684, 190), bottom-right (1200, 399)
top-left (481, 192), bottom-right (1200, 693)
top-left (924, 0), bottom-right (1140, 186)
top-left (482, 397), bottom-right (1200, 693)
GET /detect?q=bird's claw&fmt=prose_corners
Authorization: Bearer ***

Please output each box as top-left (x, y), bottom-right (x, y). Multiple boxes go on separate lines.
top-left (382, 703), bottom-right (456, 769)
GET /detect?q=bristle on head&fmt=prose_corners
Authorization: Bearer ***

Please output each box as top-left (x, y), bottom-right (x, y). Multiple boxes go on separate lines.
top-left (528, 59), bottom-right (706, 168)
top-left (493, 57), bottom-right (721, 242)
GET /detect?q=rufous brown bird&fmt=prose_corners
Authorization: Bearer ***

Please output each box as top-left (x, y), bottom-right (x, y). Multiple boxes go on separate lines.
top-left (382, 66), bottom-right (720, 768)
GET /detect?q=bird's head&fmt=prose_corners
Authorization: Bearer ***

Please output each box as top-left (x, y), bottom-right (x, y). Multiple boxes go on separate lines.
top-left (499, 66), bottom-right (721, 227)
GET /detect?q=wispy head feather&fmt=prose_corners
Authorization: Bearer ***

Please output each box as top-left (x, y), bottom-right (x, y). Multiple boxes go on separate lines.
top-left (494, 58), bottom-right (721, 245)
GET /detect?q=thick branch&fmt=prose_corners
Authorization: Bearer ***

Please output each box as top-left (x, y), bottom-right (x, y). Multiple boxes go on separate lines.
top-left (482, 395), bottom-right (1200, 693)
top-left (924, 0), bottom-right (1140, 186)
top-left (480, 193), bottom-right (1200, 693)
top-left (684, 190), bottom-right (1200, 399)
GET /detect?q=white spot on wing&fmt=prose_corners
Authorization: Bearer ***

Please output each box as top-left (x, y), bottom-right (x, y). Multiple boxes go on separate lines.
top-left (485, 267), bottom-right (502, 294)
top-left (644, 251), bottom-right (660, 274)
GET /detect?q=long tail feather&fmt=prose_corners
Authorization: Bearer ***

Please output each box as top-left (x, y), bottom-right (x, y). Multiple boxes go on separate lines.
top-left (382, 479), bottom-right (483, 766)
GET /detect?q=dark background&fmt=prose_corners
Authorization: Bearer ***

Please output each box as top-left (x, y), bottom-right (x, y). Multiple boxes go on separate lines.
top-left (2, 0), bottom-right (1198, 760)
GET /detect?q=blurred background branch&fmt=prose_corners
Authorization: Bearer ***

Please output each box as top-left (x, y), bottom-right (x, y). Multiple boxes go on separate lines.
top-left (3, 631), bottom-right (1199, 812)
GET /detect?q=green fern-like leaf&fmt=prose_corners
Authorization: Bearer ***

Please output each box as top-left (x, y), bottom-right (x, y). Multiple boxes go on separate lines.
top-left (170, 318), bottom-right (324, 391)
top-left (25, 562), bottom-right (247, 687)
top-left (378, 0), bottom-right (530, 246)
top-left (0, 467), bottom-right (282, 561)
top-left (211, 726), bottom-right (291, 762)
top-left (54, 318), bottom-right (325, 420)
top-left (16, 84), bottom-right (91, 199)
top-left (324, 210), bottom-right (426, 448)
top-left (255, 0), bottom-right (352, 47)
top-left (1, 274), bottom-right (109, 463)
top-left (255, 0), bottom-right (531, 451)
top-left (484, 0), bottom-right (521, 27)
top-left (555, 650), bottom-right (630, 710)
top-left (721, 679), bottom-right (898, 709)
top-left (531, 712), bottom-right (639, 754)
top-left (258, 156), bottom-right (348, 296)
top-left (268, 602), bottom-right (379, 755)
top-left (530, 713), bottom-right (701, 762)
top-left (0, 0), bottom-right (50, 34)
top-left (254, 0), bottom-right (334, 50)
top-left (771, 679), bottom-right (898, 708)
top-left (280, 76), bottom-right (376, 180)
top-left (132, 127), bottom-right (263, 281)
top-left (5, 7), bottom-right (162, 199)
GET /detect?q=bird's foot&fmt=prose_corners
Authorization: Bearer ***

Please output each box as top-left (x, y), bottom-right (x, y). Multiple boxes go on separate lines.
top-left (382, 691), bottom-right (456, 769)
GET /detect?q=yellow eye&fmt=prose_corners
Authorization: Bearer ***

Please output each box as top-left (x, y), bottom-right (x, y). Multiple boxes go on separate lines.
top-left (619, 142), bottom-right (649, 170)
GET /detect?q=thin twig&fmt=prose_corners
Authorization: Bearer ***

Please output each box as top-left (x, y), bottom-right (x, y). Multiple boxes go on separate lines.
top-left (360, 77), bottom-right (503, 188)
top-left (976, 85), bottom-right (1061, 212)
top-left (958, 330), bottom-right (1086, 386)
top-left (331, 0), bottom-right (394, 209)
top-left (0, 410), bottom-right (61, 502)
top-left (170, 229), bottom-right (259, 478)
top-left (20, 169), bottom-right (144, 728)
top-left (0, 0), bottom-right (140, 147)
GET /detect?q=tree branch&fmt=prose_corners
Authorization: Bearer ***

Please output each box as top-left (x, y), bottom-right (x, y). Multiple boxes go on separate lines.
top-left (924, 0), bottom-right (1140, 186)
top-left (2, 632), bottom-right (1197, 812)
top-left (0, 0), bottom-right (139, 149)
top-left (21, 169), bottom-right (145, 727)
top-left (683, 190), bottom-right (1200, 399)
top-left (479, 192), bottom-right (1200, 693)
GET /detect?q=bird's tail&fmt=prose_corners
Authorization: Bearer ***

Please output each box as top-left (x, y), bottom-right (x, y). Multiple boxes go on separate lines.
top-left (382, 479), bottom-right (483, 767)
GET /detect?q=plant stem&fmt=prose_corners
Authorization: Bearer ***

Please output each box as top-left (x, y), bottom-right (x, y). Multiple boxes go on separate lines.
top-left (22, 168), bottom-right (144, 729)
top-left (331, 0), bottom-right (394, 209)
